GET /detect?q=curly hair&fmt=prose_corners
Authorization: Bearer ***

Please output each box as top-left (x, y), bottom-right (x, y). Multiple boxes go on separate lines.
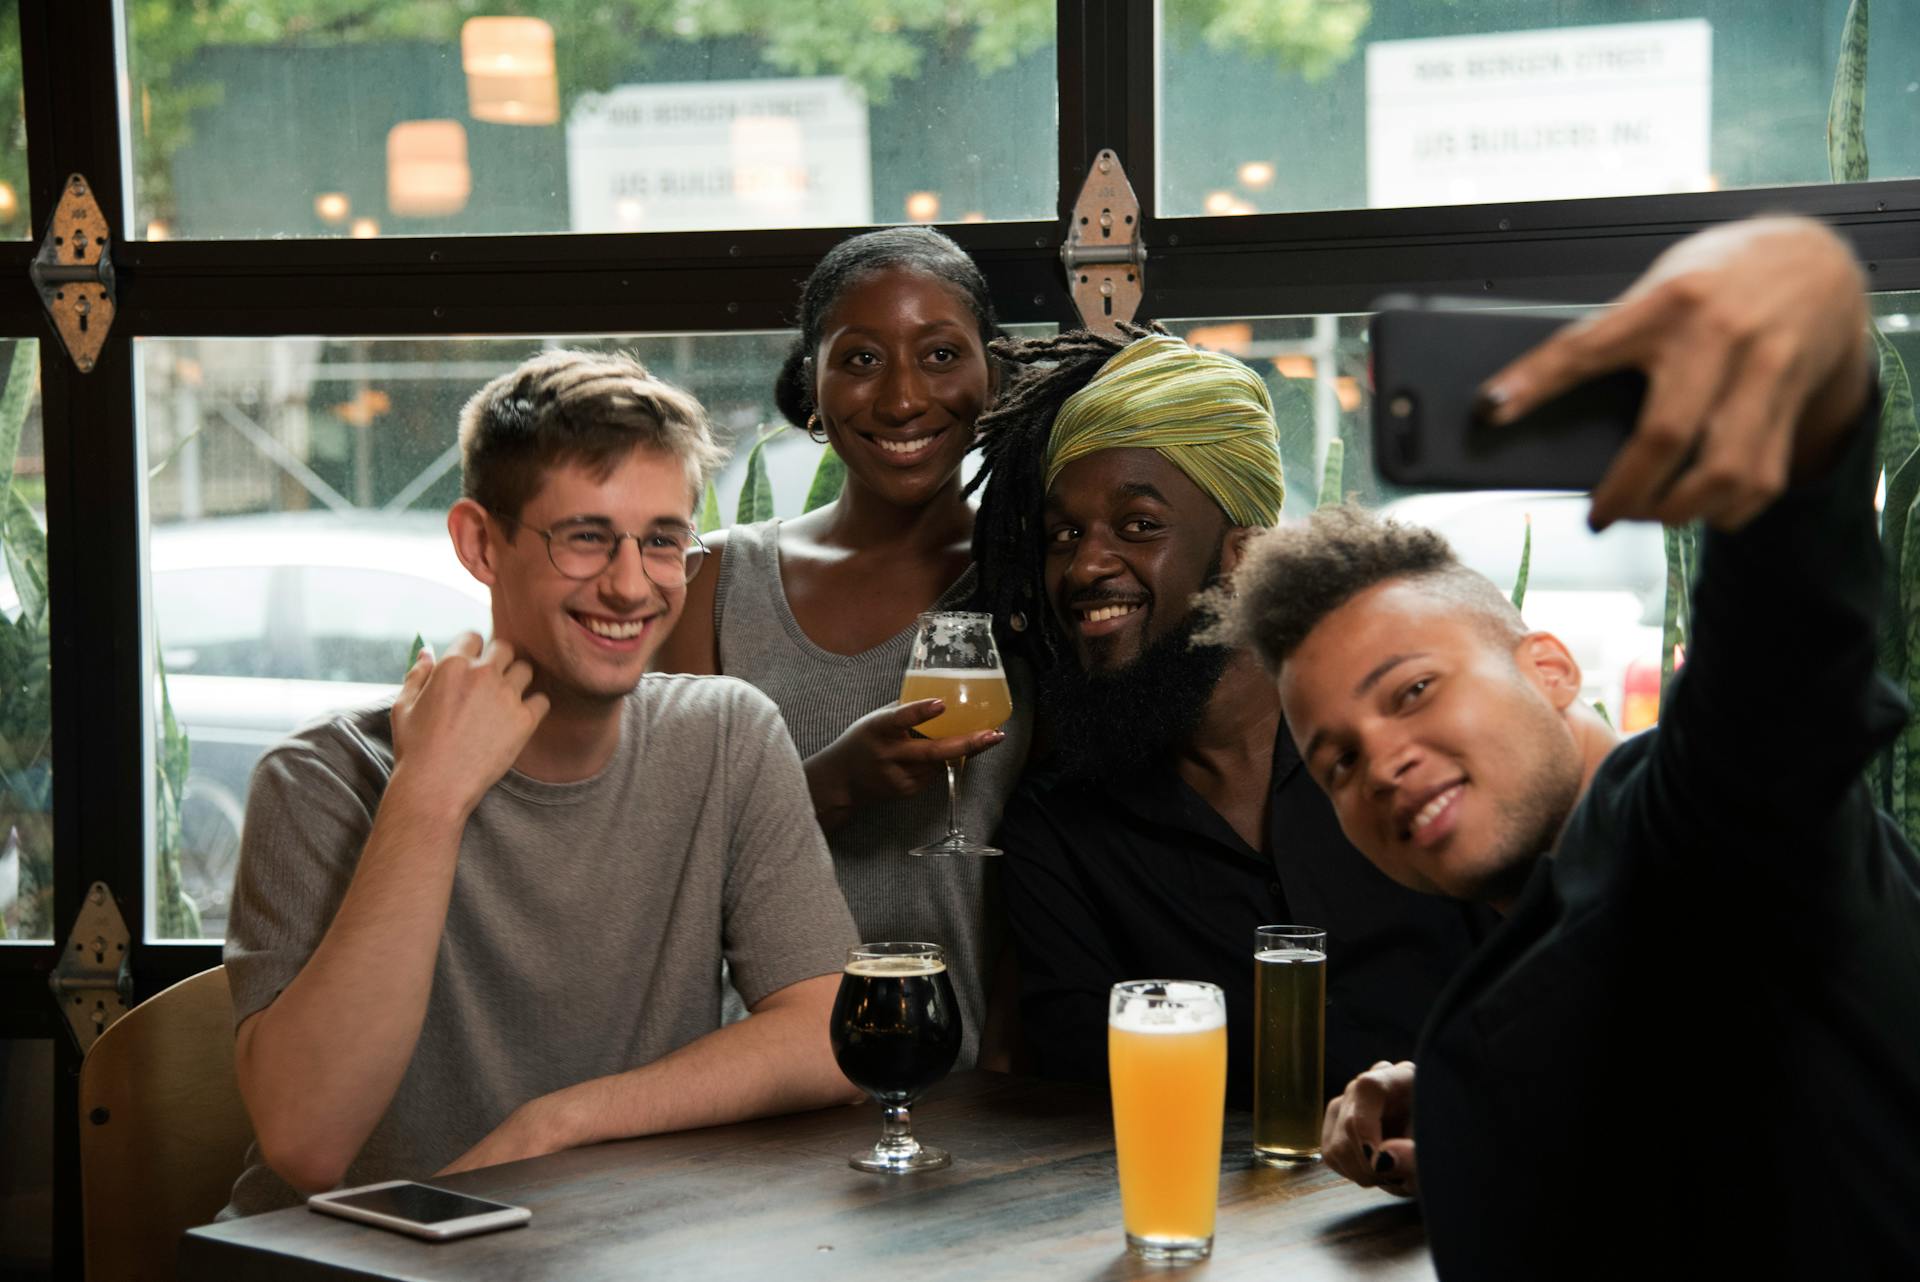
top-left (965, 322), bottom-right (1167, 671)
top-left (1201, 503), bottom-right (1526, 676)
top-left (772, 226), bottom-right (1003, 429)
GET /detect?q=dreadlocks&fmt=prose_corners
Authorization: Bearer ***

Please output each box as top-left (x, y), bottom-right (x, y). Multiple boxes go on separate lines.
top-left (966, 322), bottom-right (1167, 672)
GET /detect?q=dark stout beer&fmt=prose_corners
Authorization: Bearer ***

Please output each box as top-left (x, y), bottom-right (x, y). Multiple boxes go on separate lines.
top-left (831, 955), bottom-right (962, 1104)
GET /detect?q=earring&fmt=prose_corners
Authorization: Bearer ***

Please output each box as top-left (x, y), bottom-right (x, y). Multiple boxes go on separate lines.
top-left (805, 412), bottom-right (829, 444)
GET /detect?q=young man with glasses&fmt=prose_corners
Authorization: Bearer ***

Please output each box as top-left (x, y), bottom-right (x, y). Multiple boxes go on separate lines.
top-left (220, 349), bottom-right (861, 1216)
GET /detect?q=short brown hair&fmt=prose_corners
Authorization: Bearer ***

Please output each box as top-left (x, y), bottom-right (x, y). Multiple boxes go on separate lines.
top-left (1202, 503), bottom-right (1526, 674)
top-left (458, 349), bottom-right (726, 522)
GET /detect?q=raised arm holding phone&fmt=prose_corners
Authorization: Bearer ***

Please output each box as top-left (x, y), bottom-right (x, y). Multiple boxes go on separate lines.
top-left (1210, 217), bottom-right (1920, 1278)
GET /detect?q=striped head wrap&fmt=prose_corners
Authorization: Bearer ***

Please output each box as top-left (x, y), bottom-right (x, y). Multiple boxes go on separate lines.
top-left (1043, 334), bottom-right (1284, 527)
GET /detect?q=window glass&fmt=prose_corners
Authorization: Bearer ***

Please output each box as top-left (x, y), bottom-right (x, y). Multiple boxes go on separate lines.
top-left (137, 325), bottom-right (1047, 939)
top-left (1159, 1), bottom-right (1919, 216)
top-left (0, 339), bottom-right (47, 943)
top-left (0, 2), bottom-right (23, 240)
top-left (1163, 308), bottom-right (1667, 732)
top-left (1164, 294), bottom-right (1920, 736)
top-left (125, 3), bottom-right (1057, 240)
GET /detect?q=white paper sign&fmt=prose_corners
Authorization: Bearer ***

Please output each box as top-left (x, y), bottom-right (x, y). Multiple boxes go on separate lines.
top-left (567, 77), bottom-right (871, 231)
top-left (1366, 20), bottom-right (1712, 208)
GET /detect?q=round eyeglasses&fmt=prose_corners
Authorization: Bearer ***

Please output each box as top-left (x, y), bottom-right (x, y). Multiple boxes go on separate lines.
top-left (505, 515), bottom-right (708, 587)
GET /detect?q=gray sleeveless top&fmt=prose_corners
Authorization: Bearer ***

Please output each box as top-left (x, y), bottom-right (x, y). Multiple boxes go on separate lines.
top-left (715, 518), bottom-right (1033, 1069)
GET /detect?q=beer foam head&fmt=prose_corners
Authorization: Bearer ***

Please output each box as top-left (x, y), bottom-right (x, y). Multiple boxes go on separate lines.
top-left (1108, 980), bottom-right (1227, 1033)
top-left (1255, 948), bottom-right (1325, 964)
top-left (845, 955), bottom-right (947, 977)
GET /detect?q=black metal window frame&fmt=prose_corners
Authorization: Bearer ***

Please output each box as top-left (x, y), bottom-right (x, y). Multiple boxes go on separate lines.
top-left (3, 0), bottom-right (1918, 1273)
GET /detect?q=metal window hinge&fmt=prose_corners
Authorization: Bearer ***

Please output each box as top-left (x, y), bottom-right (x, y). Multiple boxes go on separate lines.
top-left (49, 881), bottom-right (133, 1055)
top-left (30, 173), bottom-right (118, 374)
top-left (1060, 150), bottom-right (1145, 336)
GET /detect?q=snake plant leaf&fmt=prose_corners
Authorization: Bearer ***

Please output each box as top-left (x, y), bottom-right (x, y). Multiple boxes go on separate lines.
top-left (1511, 513), bottom-right (1532, 611)
top-left (1826, 0), bottom-right (1870, 184)
top-left (153, 647), bottom-right (203, 940)
top-left (2, 488), bottom-right (47, 629)
top-left (1659, 523), bottom-right (1699, 694)
top-left (407, 634), bottom-right (426, 673)
top-left (736, 431), bottom-right (776, 525)
top-left (700, 482), bottom-right (722, 534)
top-left (1871, 332), bottom-right (1918, 810)
top-left (1876, 328), bottom-right (1918, 479)
top-left (1316, 436), bottom-right (1345, 509)
top-left (1896, 480), bottom-right (1920, 841)
top-left (804, 444), bottom-right (847, 513)
top-left (0, 341), bottom-right (37, 496)
top-left (1876, 335), bottom-right (1920, 686)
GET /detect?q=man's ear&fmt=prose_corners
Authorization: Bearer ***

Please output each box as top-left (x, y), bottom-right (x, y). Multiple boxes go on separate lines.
top-left (448, 499), bottom-right (500, 587)
top-left (1218, 526), bottom-right (1259, 577)
top-left (1513, 631), bottom-right (1584, 712)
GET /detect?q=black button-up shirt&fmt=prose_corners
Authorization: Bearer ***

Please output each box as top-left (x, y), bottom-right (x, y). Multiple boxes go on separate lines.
top-left (1415, 405), bottom-right (1920, 1278)
top-left (998, 718), bottom-right (1495, 1106)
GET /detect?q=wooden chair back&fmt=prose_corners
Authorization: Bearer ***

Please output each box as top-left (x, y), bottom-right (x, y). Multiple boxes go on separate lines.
top-left (78, 965), bottom-right (253, 1282)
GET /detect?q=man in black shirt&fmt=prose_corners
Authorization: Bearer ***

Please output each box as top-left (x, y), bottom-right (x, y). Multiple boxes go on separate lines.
top-left (969, 330), bottom-right (1491, 1105)
top-left (1215, 217), bottom-right (1920, 1276)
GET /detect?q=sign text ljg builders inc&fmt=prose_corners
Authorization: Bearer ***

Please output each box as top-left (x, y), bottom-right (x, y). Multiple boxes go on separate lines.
top-left (1366, 21), bottom-right (1712, 209)
top-left (568, 77), bottom-right (871, 232)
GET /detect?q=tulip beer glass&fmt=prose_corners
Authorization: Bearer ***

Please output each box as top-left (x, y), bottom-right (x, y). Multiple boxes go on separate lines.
top-left (1108, 980), bottom-right (1228, 1261)
top-left (830, 942), bottom-right (963, 1173)
top-left (1253, 925), bottom-right (1327, 1164)
top-left (900, 611), bottom-right (1011, 856)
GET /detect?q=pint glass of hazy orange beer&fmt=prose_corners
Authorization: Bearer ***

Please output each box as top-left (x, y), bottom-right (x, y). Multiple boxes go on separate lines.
top-left (1107, 980), bottom-right (1228, 1262)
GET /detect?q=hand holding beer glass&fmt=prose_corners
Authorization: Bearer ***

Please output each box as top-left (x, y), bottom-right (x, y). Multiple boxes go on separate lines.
top-left (1108, 981), bottom-right (1228, 1262)
top-left (830, 942), bottom-right (963, 1173)
top-left (1253, 925), bottom-right (1327, 1165)
top-left (899, 611), bottom-right (1012, 857)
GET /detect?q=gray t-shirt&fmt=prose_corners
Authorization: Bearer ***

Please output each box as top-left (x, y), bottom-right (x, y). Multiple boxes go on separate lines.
top-left (221, 674), bottom-right (858, 1217)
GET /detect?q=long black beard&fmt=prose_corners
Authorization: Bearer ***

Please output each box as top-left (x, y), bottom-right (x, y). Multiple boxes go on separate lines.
top-left (1039, 610), bottom-right (1234, 783)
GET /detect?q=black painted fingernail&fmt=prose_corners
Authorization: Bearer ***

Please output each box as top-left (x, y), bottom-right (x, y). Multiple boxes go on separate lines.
top-left (1361, 1143), bottom-right (1374, 1161)
top-left (1374, 1151), bottom-right (1396, 1175)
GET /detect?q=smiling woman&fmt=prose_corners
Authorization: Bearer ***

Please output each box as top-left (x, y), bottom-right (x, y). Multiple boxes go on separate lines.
top-left (652, 228), bottom-right (1034, 1072)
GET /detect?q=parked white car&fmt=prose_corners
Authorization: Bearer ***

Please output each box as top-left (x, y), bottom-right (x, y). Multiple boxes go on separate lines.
top-left (1375, 490), bottom-right (1668, 732)
top-left (150, 512), bottom-right (491, 936)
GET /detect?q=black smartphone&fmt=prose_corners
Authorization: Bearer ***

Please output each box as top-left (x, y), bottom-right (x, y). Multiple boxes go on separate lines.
top-left (1370, 295), bottom-right (1646, 491)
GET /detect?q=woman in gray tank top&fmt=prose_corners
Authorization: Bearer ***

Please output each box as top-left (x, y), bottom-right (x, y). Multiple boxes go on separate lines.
top-left (653, 228), bottom-right (1032, 1070)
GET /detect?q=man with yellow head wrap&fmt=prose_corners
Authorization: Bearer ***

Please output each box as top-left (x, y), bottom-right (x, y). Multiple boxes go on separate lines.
top-left (1043, 332), bottom-right (1287, 529)
top-left (970, 326), bottom-right (1492, 1111)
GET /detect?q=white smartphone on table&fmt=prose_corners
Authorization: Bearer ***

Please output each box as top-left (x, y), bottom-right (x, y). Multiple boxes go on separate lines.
top-left (307, 1180), bottom-right (531, 1241)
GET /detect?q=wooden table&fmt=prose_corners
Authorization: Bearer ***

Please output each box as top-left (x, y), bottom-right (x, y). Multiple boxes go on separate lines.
top-left (181, 1072), bottom-right (1435, 1281)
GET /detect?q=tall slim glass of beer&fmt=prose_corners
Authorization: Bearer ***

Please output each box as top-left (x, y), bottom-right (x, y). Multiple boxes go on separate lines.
top-left (1253, 925), bottom-right (1326, 1165)
top-left (1108, 981), bottom-right (1228, 1261)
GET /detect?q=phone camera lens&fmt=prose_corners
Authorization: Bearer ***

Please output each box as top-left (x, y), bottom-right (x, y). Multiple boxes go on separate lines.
top-left (1388, 391), bottom-right (1419, 467)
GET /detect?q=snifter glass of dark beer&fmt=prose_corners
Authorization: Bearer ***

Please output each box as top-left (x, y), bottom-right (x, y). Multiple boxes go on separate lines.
top-left (1253, 925), bottom-right (1326, 1165)
top-left (830, 942), bottom-right (963, 1173)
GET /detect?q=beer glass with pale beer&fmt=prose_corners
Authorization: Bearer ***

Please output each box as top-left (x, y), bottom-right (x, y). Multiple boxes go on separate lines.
top-left (899, 611), bottom-right (1011, 856)
top-left (1108, 981), bottom-right (1228, 1262)
top-left (830, 942), bottom-right (963, 1173)
top-left (1253, 925), bottom-right (1326, 1165)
